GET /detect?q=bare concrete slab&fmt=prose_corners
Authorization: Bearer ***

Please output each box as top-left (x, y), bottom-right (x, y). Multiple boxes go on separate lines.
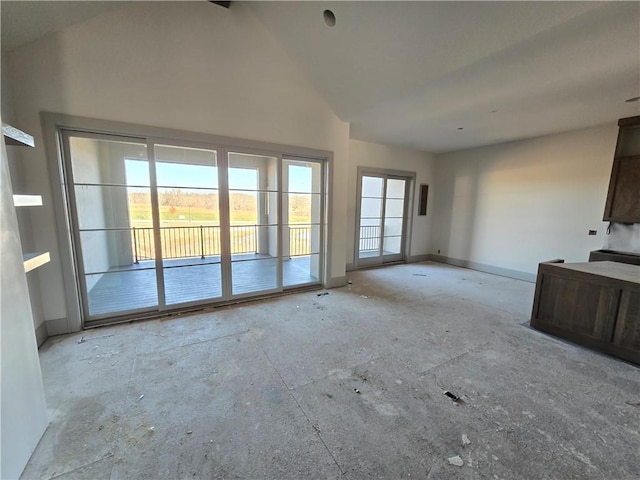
top-left (21, 262), bottom-right (640, 479)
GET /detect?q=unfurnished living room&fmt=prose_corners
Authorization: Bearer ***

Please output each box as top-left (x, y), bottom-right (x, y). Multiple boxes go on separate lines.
top-left (1, 1), bottom-right (639, 479)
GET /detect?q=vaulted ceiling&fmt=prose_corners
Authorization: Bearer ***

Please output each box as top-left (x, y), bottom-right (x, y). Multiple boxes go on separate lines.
top-left (248, 1), bottom-right (640, 152)
top-left (2, 1), bottom-right (639, 153)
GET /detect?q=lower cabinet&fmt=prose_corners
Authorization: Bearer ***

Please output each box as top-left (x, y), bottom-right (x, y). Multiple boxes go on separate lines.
top-left (531, 261), bottom-right (640, 365)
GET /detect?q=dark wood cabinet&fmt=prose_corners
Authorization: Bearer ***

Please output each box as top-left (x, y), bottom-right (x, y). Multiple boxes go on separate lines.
top-left (603, 116), bottom-right (640, 223)
top-left (589, 249), bottom-right (640, 265)
top-left (531, 261), bottom-right (640, 365)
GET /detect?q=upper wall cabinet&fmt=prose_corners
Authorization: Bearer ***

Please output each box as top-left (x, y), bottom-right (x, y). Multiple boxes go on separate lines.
top-left (603, 115), bottom-right (640, 223)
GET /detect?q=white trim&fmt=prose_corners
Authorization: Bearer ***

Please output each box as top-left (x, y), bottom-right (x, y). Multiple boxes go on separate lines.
top-left (428, 254), bottom-right (536, 283)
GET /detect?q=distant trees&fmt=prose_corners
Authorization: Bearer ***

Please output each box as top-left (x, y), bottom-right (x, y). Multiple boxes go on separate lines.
top-left (130, 189), bottom-right (220, 210)
top-left (289, 194), bottom-right (311, 219)
top-left (128, 189), bottom-right (312, 222)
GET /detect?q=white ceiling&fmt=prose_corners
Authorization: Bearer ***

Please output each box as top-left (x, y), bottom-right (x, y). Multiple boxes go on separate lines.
top-left (249, 1), bottom-right (640, 153)
top-left (0, 1), bottom-right (129, 52)
top-left (2, 1), bottom-right (639, 153)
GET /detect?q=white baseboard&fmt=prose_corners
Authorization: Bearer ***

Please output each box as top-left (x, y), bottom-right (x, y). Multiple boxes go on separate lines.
top-left (45, 317), bottom-right (73, 336)
top-left (324, 276), bottom-right (348, 288)
top-left (428, 254), bottom-right (536, 283)
top-left (35, 322), bottom-right (49, 347)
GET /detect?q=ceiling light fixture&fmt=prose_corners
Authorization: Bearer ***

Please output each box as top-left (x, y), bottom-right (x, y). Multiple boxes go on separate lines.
top-left (625, 96), bottom-right (640, 103)
top-left (323, 9), bottom-right (336, 27)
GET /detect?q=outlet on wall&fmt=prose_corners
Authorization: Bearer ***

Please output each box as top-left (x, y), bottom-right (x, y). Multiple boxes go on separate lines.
top-left (588, 230), bottom-right (597, 236)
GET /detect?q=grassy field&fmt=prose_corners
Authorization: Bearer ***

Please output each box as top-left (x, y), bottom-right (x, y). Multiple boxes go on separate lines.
top-left (128, 192), bottom-right (314, 259)
top-left (129, 203), bottom-right (311, 228)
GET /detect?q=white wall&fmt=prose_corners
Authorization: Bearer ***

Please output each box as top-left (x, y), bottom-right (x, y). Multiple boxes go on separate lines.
top-left (2, 57), bottom-right (46, 336)
top-left (431, 124), bottom-right (621, 280)
top-left (1, 138), bottom-right (49, 480)
top-left (5, 1), bottom-right (349, 333)
top-left (347, 139), bottom-right (437, 267)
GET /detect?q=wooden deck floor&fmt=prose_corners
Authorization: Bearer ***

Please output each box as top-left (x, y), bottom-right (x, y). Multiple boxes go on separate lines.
top-left (86, 255), bottom-right (318, 317)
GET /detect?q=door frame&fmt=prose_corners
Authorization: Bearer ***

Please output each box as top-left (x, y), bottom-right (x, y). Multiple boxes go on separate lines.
top-left (354, 166), bottom-right (415, 269)
top-left (42, 112), bottom-right (332, 331)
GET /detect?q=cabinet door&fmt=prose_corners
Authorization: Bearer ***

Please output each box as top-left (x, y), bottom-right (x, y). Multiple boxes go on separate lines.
top-left (603, 155), bottom-right (640, 222)
top-left (612, 290), bottom-right (640, 350)
top-left (535, 274), bottom-right (618, 341)
top-left (603, 120), bottom-right (640, 222)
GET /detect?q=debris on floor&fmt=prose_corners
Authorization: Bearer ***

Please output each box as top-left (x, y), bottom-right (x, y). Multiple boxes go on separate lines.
top-left (448, 455), bottom-right (464, 467)
top-left (137, 395), bottom-right (144, 402)
top-left (443, 391), bottom-right (460, 402)
top-left (77, 336), bottom-right (86, 344)
top-left (316, 292), bottom-right (330, 297)
top-left (354, 388), bottom-right (361, 394)
top-left (462, 434), bottom-right (471, 446)
top-left (626, 401), bottom-right (640, 408)
top-left (360, 295), bottom-right (369, 299)
top-left (412, 274), bottom-right (427, 277)
top-left (186, 430), bottom-right (193, 434)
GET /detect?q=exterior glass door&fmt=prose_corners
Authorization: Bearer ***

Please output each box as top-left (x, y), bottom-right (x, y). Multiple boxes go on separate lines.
top-left (227, 152), bottom-right (280, 297)
top-left (357, 173), bottom-right (409, 267)
top-left (154, 144), bottom-right (223, 306)
top-left (64, 132), bottom-right (159, 319)
top-left (62, 128), bottom-right (326, 325)
top-left (283, 158), bottom-right (323, 287)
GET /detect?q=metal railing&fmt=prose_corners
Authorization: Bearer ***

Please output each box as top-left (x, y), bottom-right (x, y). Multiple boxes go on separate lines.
top-left (359, 225), bottom-right (380, 252)
top-left (289, 226), bottom-right (311, 256)
top-left (132, 225), bottom-right (313, 262)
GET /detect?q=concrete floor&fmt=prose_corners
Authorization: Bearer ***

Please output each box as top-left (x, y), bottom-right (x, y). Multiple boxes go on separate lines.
top-left (22, 261), bottom-right (640, 479)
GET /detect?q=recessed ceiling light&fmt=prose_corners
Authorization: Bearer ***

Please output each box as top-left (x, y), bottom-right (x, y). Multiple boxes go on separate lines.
top-left (625, 96), bottom-right (640, 103)
top-left (323, 9), bottom-right (336, 27)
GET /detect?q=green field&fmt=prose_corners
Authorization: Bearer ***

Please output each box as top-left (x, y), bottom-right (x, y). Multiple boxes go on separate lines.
top-left (129, 202), bottom-right (311, 228)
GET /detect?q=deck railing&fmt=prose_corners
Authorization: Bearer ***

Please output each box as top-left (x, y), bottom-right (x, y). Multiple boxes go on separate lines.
top-left (289, 226), bottom-right (312, 257)
top-left (132, 225), bottom-right (312, 263)
top-left (359, 225), bottom-right (380, 253)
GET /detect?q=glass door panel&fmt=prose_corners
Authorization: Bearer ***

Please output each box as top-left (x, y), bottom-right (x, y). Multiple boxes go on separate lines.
top-left (283, 158), bottom-right (323, 287)
top-left (357, 174), bottom-right (409, 267)
top-left (358, 176), bottom-right (384, 262)
top-left (155, 144), bottom-right (222, 306)
top-left (67, 135), bottom-right (158, 318)
top-left (228, 152), bottom-right (279, 296)
top-left (382, 178), bottom-right (406, 259)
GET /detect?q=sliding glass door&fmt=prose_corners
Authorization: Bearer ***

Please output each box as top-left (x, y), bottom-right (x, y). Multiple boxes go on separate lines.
top-left (62, 129), bottom-right (326, 324)
top-left (154, 144), bottom-right (223, 306)
top-left (64, 132), bottom-right (159, 318)
top-left (227, 151), bottom-right (279, 296)
top-left (283, 158), bottom-right (323, 286)
top-left (356, 172), bottom-right (411, 268)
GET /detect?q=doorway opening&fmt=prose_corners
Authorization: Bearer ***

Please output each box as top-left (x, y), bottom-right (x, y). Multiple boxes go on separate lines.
top-left (355, 169), bottom-right (414, 268)
top-left (59, 128), bottom-right (327, 326)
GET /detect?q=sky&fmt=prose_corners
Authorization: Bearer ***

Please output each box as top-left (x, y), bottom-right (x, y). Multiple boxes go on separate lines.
top-left (125, 160), bottom-right (313, 193)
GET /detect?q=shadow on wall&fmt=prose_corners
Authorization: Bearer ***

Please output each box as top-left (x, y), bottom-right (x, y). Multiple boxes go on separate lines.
top-left (434, 160), bottom-right (480, 263)
top-left (430, 129), bottom-right (615, 275)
